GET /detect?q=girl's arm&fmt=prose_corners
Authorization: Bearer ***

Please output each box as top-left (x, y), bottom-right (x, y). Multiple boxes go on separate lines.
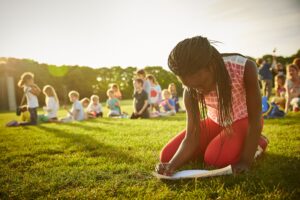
top-left (235, 60), bottom-right (263, 173)
top-left (63, 105), bottom-right (73, 116)
top-left (72, 110), bottom-right (79, 120)
top-left (133, 99), bottom-right (137, 113)
top-left (285, 82), bottom-right (291, 113)
top-left (138, 100), bottom-right (148, 115)
top-left (30, 84), bottom-right (41, 96)
top-left (156, 89), bottom-right (200, 175)
top-left (166, 100), bottom-right (175, 111)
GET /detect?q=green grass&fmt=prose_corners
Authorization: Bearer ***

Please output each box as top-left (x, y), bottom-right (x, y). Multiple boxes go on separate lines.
top-left (0, 100), bottom-right (299, 199)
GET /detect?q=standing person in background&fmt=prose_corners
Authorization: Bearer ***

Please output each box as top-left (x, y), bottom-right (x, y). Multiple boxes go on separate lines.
top-left (17, 72), bottom-right (41, 126)
top-left (257, 58), bottom-right (273, 99)
top-left (130, 78), bottom-right (150, 119)
top-left (285, 64), bottom-right (300, 113)
top-left (146, 74), bottom-right (162, 112)
top-left (111, 84), bottom-right (122, 100)
top-left (41, 85), bottom-right (59, 122)
top-left (168, 83), bottom-right (181, 113)
top-left (135, 69), bottom-right (151, 101)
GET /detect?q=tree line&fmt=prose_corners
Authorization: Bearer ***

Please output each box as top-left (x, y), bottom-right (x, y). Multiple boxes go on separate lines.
top-left (0, 49), bottom-right (299, 106)
top-left (0, 58), bottom-right (180, 105)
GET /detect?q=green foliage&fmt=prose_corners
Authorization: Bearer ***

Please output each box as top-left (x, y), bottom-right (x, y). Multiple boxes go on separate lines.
top-left (0, 104), bottom-right (299, 199)
top-left (0, 49), bottom-right (299, 107)
top-left (0, 58), bottom-right (182, 105)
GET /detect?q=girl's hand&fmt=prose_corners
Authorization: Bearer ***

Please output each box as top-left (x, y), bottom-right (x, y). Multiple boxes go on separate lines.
top-left (155, 163), bottom-right (175, 176)
top-left (232, 161), bottom-right (249, 174)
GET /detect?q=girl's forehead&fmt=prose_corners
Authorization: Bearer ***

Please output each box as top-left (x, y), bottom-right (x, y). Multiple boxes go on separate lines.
top-left (180, 69), bottom-right (212, 86)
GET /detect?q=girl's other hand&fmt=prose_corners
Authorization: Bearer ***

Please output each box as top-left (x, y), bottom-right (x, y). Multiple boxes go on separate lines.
top-left (232, 161), bottom-right (249, 174)
top-left (155, 163), bottom-right (174, 176)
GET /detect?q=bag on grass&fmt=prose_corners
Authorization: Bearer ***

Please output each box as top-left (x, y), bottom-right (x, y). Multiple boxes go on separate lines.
top-left (262, 97), bottom-right (285, 119)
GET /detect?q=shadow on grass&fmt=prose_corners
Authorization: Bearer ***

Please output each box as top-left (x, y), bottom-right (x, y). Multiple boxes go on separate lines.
top-left (158, 153), bottom-right (300, 198)
top-left (149, 115), bottom-right (186, 122)
top-left (57, 122), bottom-right (106, 132)
top-left (37, 125), bottom-right (139, 163)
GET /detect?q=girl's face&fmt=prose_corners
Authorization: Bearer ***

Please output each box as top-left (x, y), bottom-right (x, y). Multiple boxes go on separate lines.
top-left (170, 85), bottom-right (176, 92)
top-left (108, 92), bottom-right (114, 98)
top-left (289, 67), bottom-right (299, 78)
top-left (45, 90), bottom-right (50, 97)
top-left (93, 99), bottom-right (99, 105)
top-left (277, 78), bottom-right (284, 86)
top-left (163, 92), bottom-right (170, 99)
top-left (112, 86), bottom-right (118, 91)
top-left (26, 78), bottom-right (34, 85)
top-left (179, 67), bottom-right (216, 95)
top-left (69, 95), bottom-right (78, 103)
top-left (148, 78), bottom-right (154, 84)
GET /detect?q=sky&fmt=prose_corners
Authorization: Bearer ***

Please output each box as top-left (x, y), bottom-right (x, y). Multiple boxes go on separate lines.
top-left (0, 0), bottom-right (299, 69)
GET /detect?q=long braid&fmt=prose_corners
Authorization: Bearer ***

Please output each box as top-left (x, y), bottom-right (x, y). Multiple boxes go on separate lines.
top-left (211, 47), bottom-right (233, 129)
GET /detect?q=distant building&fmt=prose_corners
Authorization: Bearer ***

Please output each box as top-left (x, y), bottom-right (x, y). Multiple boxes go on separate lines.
top-left (0, 60), bottom-right (17, 111)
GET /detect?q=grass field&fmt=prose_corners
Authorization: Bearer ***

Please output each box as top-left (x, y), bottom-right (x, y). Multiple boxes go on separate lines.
top-left (0, 100), bottom-right (299, 199)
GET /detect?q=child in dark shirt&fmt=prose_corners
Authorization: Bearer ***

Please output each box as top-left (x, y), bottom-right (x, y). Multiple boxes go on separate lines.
top-left (131, 78), bottom-right (150, 119)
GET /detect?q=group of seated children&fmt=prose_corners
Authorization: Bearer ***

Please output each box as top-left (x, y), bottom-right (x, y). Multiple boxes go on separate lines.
top-left (7, 70), bottom-right (183, 126)
top-left (7, 72), bottom-right (104, 126)
top-left (271, 63), bottom-right (300, 113)
top-left (131, 69), bottom-right (183, 119)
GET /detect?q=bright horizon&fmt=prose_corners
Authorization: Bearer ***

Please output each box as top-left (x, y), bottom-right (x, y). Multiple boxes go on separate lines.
top-left (0, 0), bottom-right (299, 69)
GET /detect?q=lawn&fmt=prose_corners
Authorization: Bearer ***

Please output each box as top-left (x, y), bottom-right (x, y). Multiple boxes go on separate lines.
top-left (0, 100), bottom-right (299, 199)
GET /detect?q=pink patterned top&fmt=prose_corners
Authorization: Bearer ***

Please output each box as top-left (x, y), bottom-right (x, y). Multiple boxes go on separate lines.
top-left (204, 55), bottom-right (248, 125)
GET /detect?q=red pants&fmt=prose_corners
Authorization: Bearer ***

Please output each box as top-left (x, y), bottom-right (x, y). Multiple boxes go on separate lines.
top-left (160, 117), bottom-right (267, 167)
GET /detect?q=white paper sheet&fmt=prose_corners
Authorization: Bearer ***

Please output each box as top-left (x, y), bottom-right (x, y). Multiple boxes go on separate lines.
top-left (153, 165), bottom-right (232, 180)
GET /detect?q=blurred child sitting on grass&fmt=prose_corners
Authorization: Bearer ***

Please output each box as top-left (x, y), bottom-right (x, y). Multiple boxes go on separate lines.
top-left (168, 83), bottom-right (182, 112)
top-left (130, 78), bottom-right (150, 119)
top-left (106, 89), bottom-right (122, 117)
top-left (60, 91), bottom-right (85, 122)
top-left (159, 89), bottom-right (176, 116)
top-left (87, 95), bottom-right (103, 118)
top-left (80, 97), bottom-right (90, 119)
top-left (272, 74), bottom-right (286, 109)
top-left (110, 83), bottom-right (122, 100)
top-left (39, 85), bottom-right (59, 123)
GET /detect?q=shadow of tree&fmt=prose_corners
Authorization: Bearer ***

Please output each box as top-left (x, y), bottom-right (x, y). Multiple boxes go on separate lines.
top-left (57, 122), bottom-right (106, 132)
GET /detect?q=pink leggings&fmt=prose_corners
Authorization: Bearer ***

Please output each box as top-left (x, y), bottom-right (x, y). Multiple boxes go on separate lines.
top-left (160, 117), bottom-right (267, 167)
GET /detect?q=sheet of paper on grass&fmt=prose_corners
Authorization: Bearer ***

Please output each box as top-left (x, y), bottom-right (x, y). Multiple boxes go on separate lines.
top-left (153, 165), bottom-right (232, 180)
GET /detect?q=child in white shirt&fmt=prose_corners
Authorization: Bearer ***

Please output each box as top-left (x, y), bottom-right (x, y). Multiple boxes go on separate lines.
top-left (41, 85), bottom-right (59, 122)
top-left (87, 95), bottom-right (103, 118)
top-left (60, 90), bottom-right (85, 122)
